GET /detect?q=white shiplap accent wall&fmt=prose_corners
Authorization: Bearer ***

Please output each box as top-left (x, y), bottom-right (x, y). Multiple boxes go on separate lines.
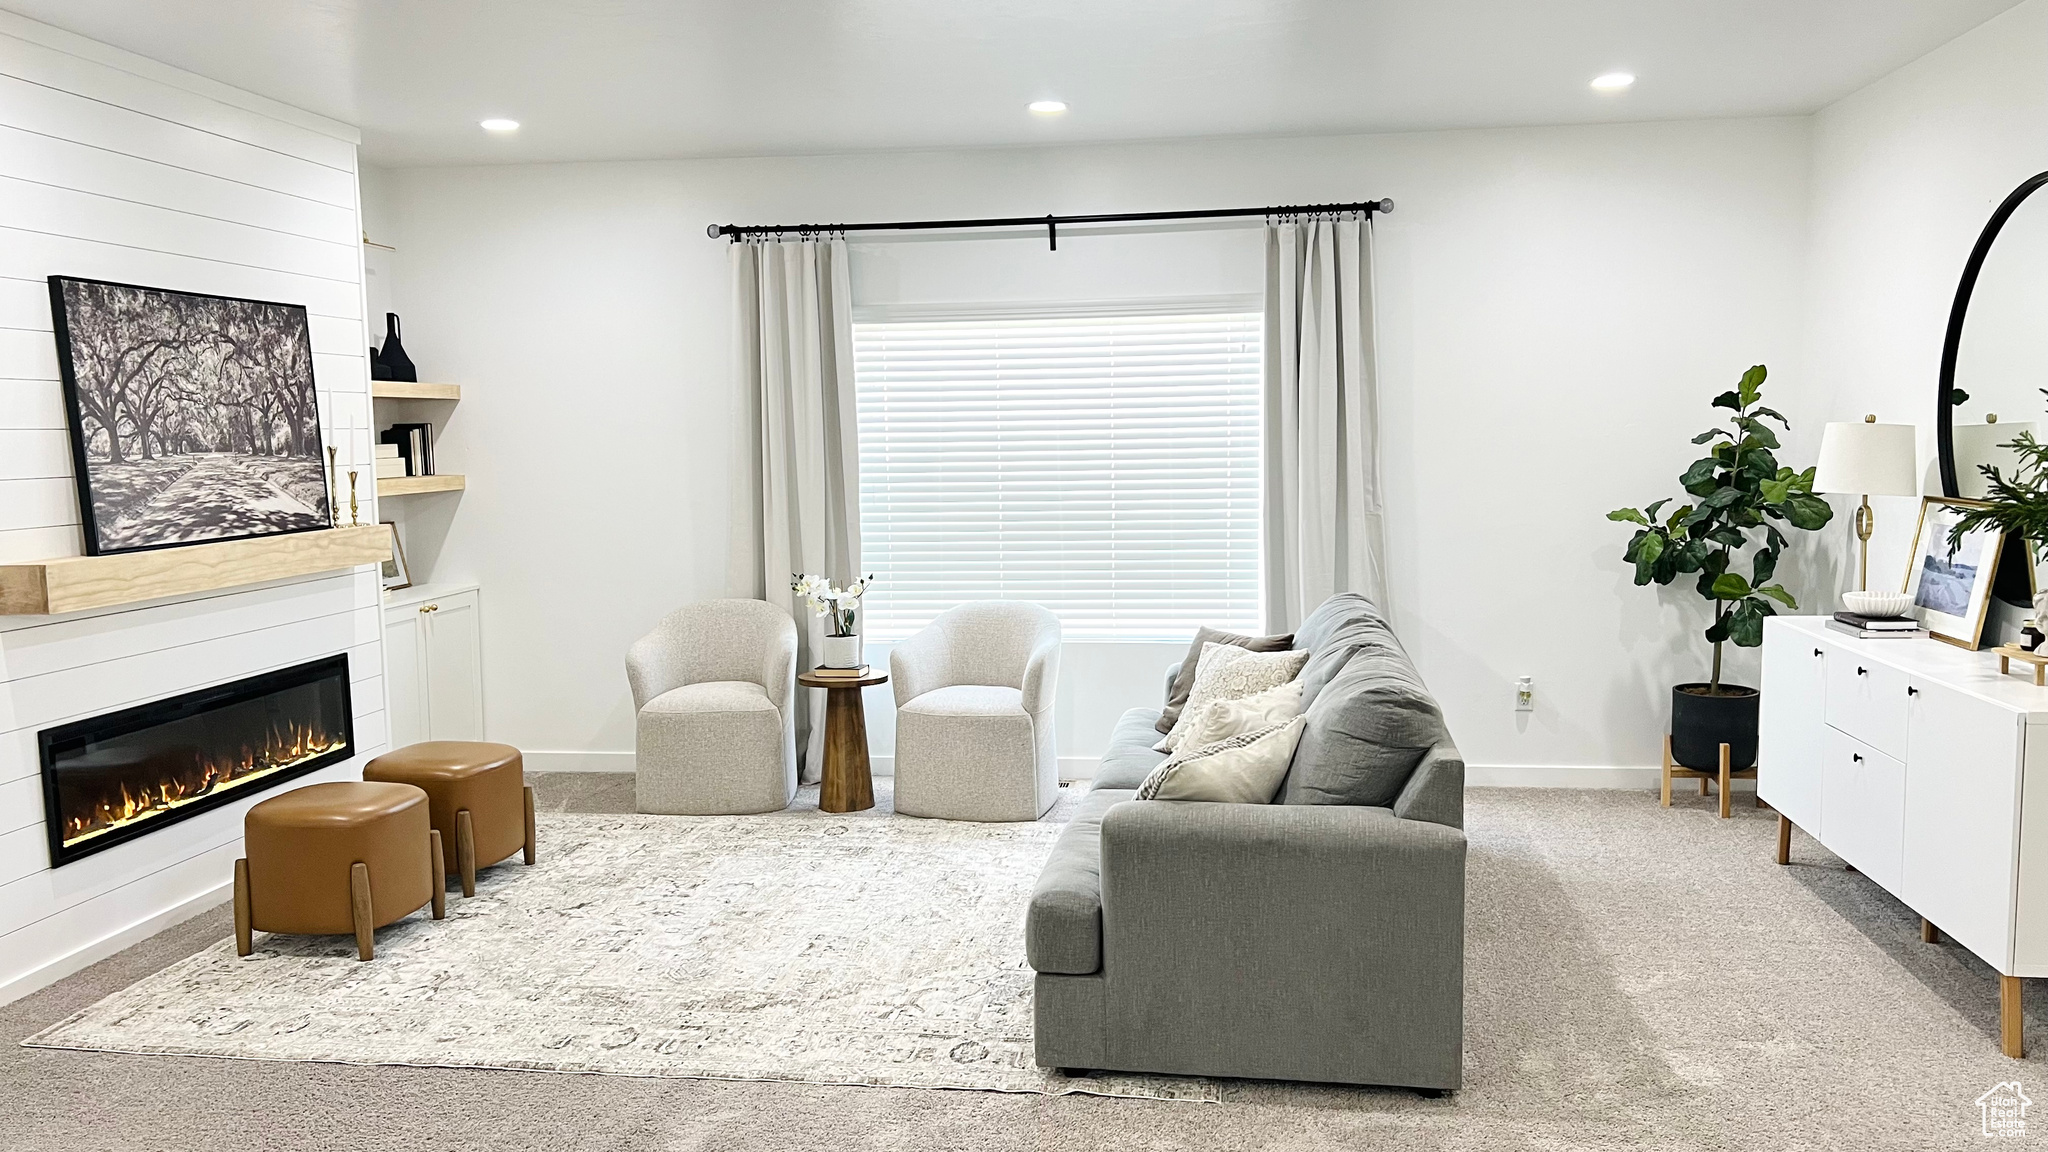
top-left (0, 12), bottom-right (383, 1003)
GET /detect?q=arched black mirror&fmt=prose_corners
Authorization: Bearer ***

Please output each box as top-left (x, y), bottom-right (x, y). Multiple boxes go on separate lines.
top-left (1938, 170), bottom-right (2048, 499)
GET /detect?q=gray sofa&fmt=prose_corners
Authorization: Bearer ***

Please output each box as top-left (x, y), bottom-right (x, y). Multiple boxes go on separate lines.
top-left (1026, 594), bottom-right (1467, 1091)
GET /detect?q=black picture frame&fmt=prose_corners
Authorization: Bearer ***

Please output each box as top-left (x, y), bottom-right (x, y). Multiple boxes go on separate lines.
top-left (47, 275), bottom-right (333, 556)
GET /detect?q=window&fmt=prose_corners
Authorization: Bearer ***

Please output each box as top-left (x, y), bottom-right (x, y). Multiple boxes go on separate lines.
top-left (853, 306), bottom-right (1262, 641)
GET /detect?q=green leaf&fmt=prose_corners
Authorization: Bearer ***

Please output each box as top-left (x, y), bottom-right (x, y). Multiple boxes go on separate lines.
top-left (1758, 477), bottom-right (1792, 504)
top-left (1711, 389), bottom-right (1743, 412)
top-left (1644, 498), bottom-right (1671, 521)
top-left (1608, 507), bottom-right (1650, 525)
top-left (1707, 526), bottom-right (1746, 547)
top-left (1737, 364), bottom-right (1767, 407)
top-left (1702, 485), bottom-right (1746, 509)
top-left (1736, 421), bottom-right (1781, 451)
top-left (1952, 387), bottom-right (1970, 406)
top-left (1664, 503), bottom-right (1693, 531)
top-left (1741, 448), bottom-right (1780, 479)
top-left (1681, 458), bottom-right (1720, 496)
top-left (1752, 546), bottom-right (1778, 586)
top-left (1751, 405), bottom-right (1790, 427)
top-left (1704, 615), bottom-right (1731, 643)
top-left (1726, 599), bottom-right (1766, 647)
top-left (1781, 492), bottom-right (1834, 530)
top-left (1711, 573), bottom-right (1753, 600)
top-left (1672, 538), bottom-right (1712, 573)
top-left (1692, 428), bottom-right (1730, 444)
top-left (1757, 583), bottom-right (1799, 610)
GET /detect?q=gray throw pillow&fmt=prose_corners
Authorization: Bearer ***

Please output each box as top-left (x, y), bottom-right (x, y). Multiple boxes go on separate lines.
top-left (1280, 638), bottom-right (1446, 807)
top-left (1156, 626), bottom-right (1293, 734)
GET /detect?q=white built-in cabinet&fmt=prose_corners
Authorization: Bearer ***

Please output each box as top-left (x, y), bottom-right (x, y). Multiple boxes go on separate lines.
top-left (1760, 615), bottom-right (2048, 1057)
top-left (383, 584), bottom-right (484, 746)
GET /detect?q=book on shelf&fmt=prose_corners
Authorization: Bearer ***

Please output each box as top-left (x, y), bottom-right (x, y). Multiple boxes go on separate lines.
top-left (808, 665), bottom-right (870, 679)
top-left (374, 457), bottom-right (408, 479)
top-left (1832, 611), bottom-right (1919, 631)
top-left (374, 443), bottom-right (401, 459)
top-left (379, 422), bottom-right (434, 476)
top-left (1826, 619), bottom-right (1928, 640)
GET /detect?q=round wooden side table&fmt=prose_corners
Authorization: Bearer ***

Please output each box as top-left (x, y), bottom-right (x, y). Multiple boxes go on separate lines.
top-left (797, 668), bottom-right (889, 813)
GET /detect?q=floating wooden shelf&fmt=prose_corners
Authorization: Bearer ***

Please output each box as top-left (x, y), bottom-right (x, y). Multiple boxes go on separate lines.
top-left (371, 381), bottom-right (461, 401)
top-left (378, 474), bottom-right (466, 497)
top-left (0, 525), bottom-right (392, 616)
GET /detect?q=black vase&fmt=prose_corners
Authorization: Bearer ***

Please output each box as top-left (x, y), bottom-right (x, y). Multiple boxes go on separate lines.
top-left (379, 313), bottom-right (417, 382)
top-left (369, 344), bottom-right (394, 380)
top-left (1671, 683), bottom-right (1760, 771)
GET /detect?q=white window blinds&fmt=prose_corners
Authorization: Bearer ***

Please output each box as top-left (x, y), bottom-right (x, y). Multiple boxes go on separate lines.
top-left (853, 308), bottom-right (1262, 641)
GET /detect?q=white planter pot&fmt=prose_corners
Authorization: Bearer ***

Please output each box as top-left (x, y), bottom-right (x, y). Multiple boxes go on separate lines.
top-left (819, 634), bottom-right (864, 669)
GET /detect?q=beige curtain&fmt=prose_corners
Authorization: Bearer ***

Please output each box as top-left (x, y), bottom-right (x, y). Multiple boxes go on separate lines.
top-left (728, 236), bottom-right (861, 779)
top-left (1263, 215), bottom-right (1387, 632)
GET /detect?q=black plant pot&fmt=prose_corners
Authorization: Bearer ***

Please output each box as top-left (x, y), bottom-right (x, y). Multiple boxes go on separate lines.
top-left (1671, 683), bottom-right (1759, 771)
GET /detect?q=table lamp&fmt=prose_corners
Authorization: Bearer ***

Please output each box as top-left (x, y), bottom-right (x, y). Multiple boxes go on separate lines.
top-left (1813, 415), bottom-right (1918, 591)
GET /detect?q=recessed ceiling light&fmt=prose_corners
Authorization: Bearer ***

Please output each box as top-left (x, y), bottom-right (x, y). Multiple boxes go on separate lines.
top-left (1028, 100), bottom-right (1067, 115)
top-left (480, 118), bottom-right (520, 132)
top-left (1590, 73), bottom-right (1635, 92)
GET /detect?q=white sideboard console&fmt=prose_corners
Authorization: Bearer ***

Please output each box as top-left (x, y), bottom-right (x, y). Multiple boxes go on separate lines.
top-left (1759, 615), bottom-right (2048, 1057)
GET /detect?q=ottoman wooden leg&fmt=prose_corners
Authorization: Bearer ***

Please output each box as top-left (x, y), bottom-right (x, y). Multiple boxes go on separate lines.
top-left (456, 809), bottom-right (477, 897)
top-left (430, 829), bottom-right (446, 920)
top-left (524, 785), bottom-right (537, 865)
top-left (233, 858), bottom-right (253, 957)
top-left (1660, 737), bottom-right (1673, 808)
top-left (350, 862), bottom-right (374, 961)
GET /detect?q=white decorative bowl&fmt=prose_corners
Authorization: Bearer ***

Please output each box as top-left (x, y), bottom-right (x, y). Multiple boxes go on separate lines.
top-left (1843, 590), bottom-right (1911, 617)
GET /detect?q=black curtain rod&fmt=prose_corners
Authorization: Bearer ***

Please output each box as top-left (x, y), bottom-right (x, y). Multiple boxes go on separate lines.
top-left (707, 198), bottom-right (1392, 250)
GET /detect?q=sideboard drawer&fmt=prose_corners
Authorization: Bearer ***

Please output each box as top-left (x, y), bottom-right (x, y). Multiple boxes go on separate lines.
top-left (1821, 728), bottom-right (1906, 895)
top-left (1824, 650), bottom-right (1910, 761)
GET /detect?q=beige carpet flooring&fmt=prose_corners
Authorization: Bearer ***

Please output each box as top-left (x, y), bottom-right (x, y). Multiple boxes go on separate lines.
top-left (1, 775), bottom-right (2039, 1151)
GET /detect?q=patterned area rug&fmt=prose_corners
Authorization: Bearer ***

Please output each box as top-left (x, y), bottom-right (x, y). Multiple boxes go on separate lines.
top-left (26, 812), bottom-right (1214, 1101)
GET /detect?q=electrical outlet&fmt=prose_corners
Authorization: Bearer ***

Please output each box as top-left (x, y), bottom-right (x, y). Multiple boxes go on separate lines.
top-left (1515, 676), bottom-right (1534, 712)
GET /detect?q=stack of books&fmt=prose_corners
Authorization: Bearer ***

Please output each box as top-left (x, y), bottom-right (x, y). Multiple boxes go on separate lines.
top-left (1827, 611), bottom-right (1927, 640)
top-left (373, 443), bottom-right (406, 480)
top-left (379, 422), bottom-right (434, 476)
top-left (809, 665), bottom-right (870, 679)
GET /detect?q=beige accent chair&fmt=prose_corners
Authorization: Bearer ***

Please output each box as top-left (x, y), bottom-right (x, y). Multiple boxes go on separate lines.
top-left (890, 601), bottom-right (1062, 821)
top-left (628, 599), bottom-right (798, 815)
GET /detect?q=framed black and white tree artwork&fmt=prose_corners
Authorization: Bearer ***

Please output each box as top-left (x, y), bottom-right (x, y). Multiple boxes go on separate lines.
top-left (48, 277), bottom-right (332, 555)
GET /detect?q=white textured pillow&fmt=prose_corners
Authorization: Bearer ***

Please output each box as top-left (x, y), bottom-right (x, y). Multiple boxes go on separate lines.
top-left (1137, 716), bottom-right (1307, 803)
top-left (1170, 679), bottom-right (1303, 753)
top-left (1156, 642), bottom-right (1310, 753)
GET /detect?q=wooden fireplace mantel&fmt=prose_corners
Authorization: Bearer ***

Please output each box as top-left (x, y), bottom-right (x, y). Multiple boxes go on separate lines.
top-left (0, 525), bottom-right (392, 616)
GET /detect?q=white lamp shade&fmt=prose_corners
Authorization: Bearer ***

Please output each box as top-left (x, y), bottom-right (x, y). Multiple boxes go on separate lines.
top-left (1813, 421), bottom-right (1917, 496)
top-left (1953, 420), bottom-right (2038, 500)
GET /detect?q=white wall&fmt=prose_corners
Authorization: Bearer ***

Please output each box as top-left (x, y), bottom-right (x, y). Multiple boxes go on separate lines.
top-left (0, 12), bottom-right (384, 1002)
top-left (375, 115), bottom-right (1816, 779)
top-left (1798, 0), bottom-right (2048, 604)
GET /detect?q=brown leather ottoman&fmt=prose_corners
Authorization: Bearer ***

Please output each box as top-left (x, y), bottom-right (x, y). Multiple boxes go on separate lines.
top-left (234, 781), bottom-right (445, 961)
top-left (364, 741), bottom-right (534, 897)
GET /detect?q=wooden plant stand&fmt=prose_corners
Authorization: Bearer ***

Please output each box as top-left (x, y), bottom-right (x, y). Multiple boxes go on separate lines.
top-left (1996, 644), bottom-right (2048, 686)
top-left (1660, 736), bottom-right (1759, 819)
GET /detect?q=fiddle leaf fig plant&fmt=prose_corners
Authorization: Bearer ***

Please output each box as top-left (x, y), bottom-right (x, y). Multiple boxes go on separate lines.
top-left (1607, 365), bottom-right (1835, 693)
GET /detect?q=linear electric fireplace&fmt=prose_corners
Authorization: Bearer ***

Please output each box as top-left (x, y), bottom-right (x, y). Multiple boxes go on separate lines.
top-left (39, 655), bottom-right (354, 867)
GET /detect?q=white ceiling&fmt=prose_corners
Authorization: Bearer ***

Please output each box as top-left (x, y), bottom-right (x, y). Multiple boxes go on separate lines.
top-left (2, 0), bottom-right (2024, 166)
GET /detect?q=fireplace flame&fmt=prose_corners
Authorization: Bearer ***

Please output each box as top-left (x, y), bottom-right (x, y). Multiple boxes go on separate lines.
top-left (61, 719), bottom-right (347, 848)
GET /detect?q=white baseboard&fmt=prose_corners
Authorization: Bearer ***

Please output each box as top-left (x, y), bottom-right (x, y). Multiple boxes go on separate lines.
top-left (518, 750), bottom-right (1705, 792)
top-left (0, 879), bottom-right (230, 1008)
top-left (523, 750), bottom-right (636, 774)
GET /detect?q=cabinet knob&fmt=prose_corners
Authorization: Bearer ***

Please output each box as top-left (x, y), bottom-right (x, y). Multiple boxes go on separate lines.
top-left (1907, 686), bottom-right (1919, 696)
top-left (1852, 753), bottom-right (1864, 763)
top-left (1813, 648), bottom-right (1823, 657)
top-left (1856, 666), bottom-right (1868, 676)
top-left (419, 603), bottom-right (438, 614)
